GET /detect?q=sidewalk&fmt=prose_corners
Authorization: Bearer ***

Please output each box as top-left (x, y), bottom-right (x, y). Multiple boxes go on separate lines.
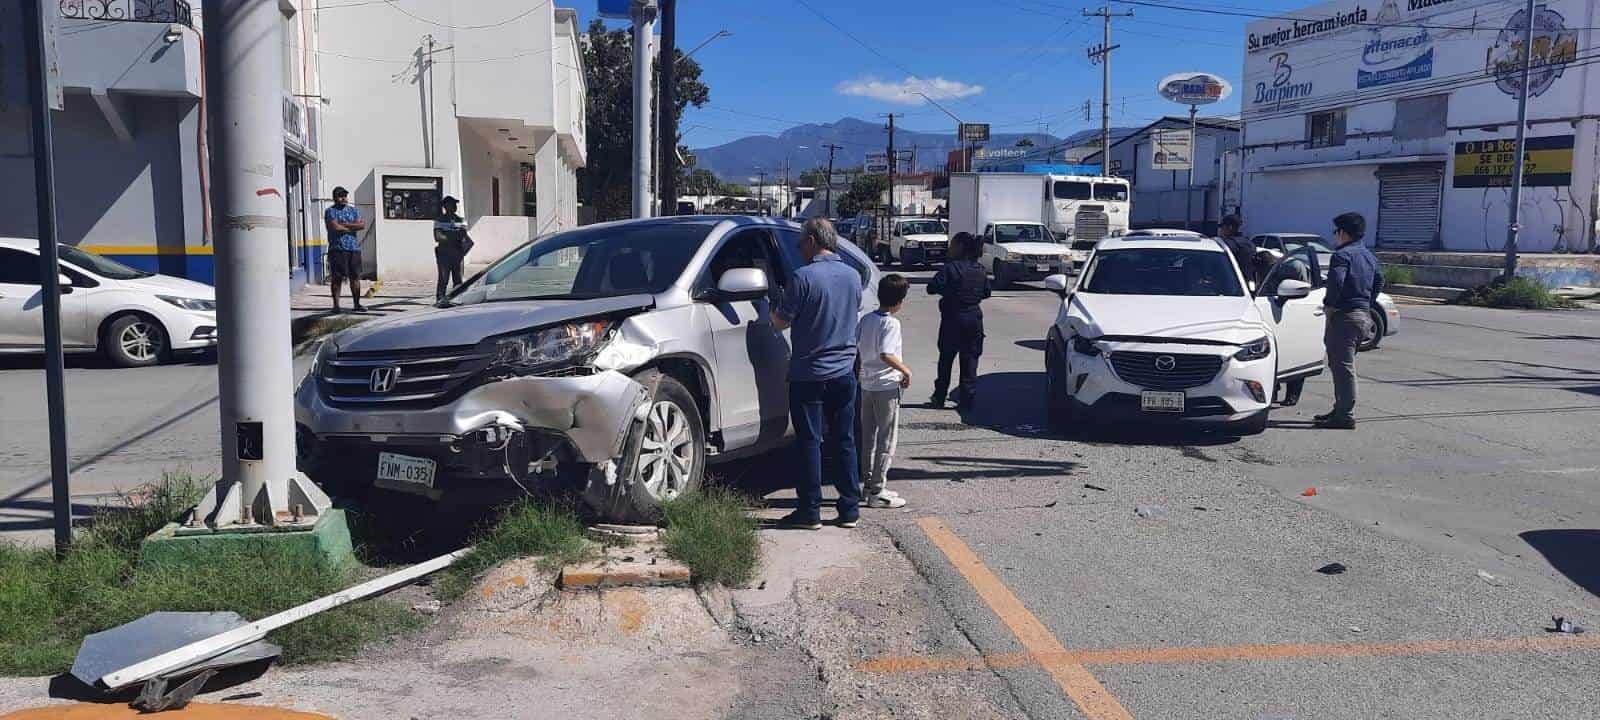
top-left (290, 279), bottom-right (437, 340)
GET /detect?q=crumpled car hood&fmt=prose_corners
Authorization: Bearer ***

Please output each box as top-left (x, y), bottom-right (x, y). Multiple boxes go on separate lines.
top-left (1066, 293), bottom-right (1265, 344)
top-left (333, 294), bottom-right (655, 352)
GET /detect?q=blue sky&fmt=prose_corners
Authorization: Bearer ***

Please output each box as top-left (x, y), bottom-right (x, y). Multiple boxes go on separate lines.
top-left (596, 0), bottom-right (1316, 149)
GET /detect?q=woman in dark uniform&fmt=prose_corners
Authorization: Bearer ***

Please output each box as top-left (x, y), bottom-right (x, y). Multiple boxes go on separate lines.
top-left (927, 232), bottom-right (991, 408)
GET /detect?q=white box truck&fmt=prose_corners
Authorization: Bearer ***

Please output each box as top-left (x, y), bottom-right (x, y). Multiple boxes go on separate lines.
top-left (948, 173), bottom-right (1131, 278)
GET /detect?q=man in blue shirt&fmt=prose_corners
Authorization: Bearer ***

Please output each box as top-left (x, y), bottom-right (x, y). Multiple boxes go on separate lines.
top-left (323, 186), bottom-right (366, 312)
top-left (771, 218), bottom-right (863, 529)
top-left (1316, 212), bottom-right (1384, 429)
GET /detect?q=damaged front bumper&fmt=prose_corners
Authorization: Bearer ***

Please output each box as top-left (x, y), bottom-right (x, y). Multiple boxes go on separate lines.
top-left (295, 369), bottom-right (651, 494)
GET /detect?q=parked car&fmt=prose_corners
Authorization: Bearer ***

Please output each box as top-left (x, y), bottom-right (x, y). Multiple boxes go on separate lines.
top-left (295, 216), bottom-right (879, 521)
top-left (1041, 233), bottom-right (1331, 435)
top-left (976, 221), bottom-right (1073, 289)
top-left (874, 217), bottom-right (949, 268)
top-left (1251, 233), bottom-right (1401, 351)
top-left (0, 238), bottom-right (217, 367)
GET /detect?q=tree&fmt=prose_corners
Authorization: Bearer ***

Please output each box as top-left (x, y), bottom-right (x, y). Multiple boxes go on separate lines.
top-left (578, 20), bottom-right (710, 221)
top-left (798, 167), bottom-right (829, 188)
top-left (837, 174), bottom-right (888, 219)
top-left (684, 168), bottom-right (719, 197)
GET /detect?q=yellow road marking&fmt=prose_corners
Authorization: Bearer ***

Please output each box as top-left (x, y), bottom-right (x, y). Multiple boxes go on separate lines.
top-left (917, 516), bottom-right (1134, 720)
top-left (857, 634), bottom-right (1600, 674)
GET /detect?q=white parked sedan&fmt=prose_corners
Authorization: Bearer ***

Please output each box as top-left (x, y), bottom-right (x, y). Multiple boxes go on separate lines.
top-left (1041, 234), bottom-right (1329, 435)
top-left (0, 238), bottom-right (217, 367)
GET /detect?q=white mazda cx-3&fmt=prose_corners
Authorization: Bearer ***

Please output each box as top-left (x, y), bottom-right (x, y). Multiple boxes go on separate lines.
top-left (1041, 233), bottom-right (1329, 435)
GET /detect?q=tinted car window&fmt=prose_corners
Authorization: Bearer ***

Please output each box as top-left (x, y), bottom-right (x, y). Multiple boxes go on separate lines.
top-left (1081, 249), bottom-right (1244, 297)
top-left (1093, 184), bottom-right (1129, 201)
top-left (897, 220), bottom-right (946, 235)
top-left (453, 222), bottom-right (711, 304)
top-left (58, 244), bottom-right (152, 279)
top-left (1053, 182), bottom-right (1092, 200)
top-left (0, 248), bottom-right (41, 284)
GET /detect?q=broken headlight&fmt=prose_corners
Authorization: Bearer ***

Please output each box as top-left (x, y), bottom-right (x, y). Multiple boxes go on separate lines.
top-left (487, 320), bottom-right (613, 374)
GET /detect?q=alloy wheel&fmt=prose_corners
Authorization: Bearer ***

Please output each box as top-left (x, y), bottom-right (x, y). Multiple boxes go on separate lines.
top-left (637, 399), bottom-right (694, 501)
top-left (119, 321), bottom-right (161, 362)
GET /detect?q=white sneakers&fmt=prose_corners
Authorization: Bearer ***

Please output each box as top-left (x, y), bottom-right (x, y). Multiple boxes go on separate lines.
top-left (866, 490), bottom-right (908, 509)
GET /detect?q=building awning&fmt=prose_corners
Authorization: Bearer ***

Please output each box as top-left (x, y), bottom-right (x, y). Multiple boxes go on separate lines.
top-left (1252, 154), bottom-right (1447, 173)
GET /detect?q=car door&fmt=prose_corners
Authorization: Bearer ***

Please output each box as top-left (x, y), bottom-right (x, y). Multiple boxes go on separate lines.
top-left (1253, 245), bottom-right (1326, 379)
top-left (697, 227), bottom-right (791, 450)
top-left (0, 247), bottom-right (89, 350)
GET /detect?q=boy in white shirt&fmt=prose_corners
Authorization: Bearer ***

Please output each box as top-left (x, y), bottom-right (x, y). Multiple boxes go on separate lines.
top-left (858, 274), bottom-right (912, 509)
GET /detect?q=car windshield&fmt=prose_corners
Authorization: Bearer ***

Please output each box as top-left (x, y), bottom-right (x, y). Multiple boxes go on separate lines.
top-left (1081, 248), bottom-right (1244, 297)
top-left (1053, 181), bottom-right (1092, 200)
top-left (58, 244), bottom-right (152, 280)
top-left (898, 220), bottom-right (946, 235)
top-left (993, 224), bottom-right (1056, 243)
top-left (450, 222), bottom-right (710, 305)
top-left (1094, 183), bottom-right (1129, 202)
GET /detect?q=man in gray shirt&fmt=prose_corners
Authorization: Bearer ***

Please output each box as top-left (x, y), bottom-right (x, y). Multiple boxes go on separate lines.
top-left (771, 219), bottom-right (863, 529)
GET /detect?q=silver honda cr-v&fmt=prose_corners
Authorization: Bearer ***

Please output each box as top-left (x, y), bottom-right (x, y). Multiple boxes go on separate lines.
top-left (295, 215), bottom-right (878, 521)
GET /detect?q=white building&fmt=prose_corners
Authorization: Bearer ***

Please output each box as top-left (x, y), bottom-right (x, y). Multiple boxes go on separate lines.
top-left (1096, 117), bottom-right (1242, 233)
top-left (314, 0), bottom-right (587, 279)
top-left (1240, 0), bottom-right (1594, 252)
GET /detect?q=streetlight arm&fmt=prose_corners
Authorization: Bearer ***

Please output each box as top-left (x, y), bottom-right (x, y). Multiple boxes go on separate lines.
top-left (685, 29), bottom-right (731, 59)
top-left (913, 92), bottom-right (963, 125)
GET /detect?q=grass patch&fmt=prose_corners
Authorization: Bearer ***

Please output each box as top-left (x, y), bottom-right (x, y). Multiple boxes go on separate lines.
top-left (1380, 264), bottom-right (1414, 287)
top-left (435, 500), bottom-right (591, 601)
top-left (660, 488), bottom-right (761, 588)
top-left (1456, 276), bottom-right (1577, 310)
top-left (0, 472), bottom-right (419, 677)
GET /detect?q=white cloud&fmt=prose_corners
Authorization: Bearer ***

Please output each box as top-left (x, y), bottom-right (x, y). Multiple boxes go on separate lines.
top-left (836, 76), bottom-right (985, 105)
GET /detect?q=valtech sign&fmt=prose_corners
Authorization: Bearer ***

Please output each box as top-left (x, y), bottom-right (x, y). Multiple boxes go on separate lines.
top-left (1452, 135), bottom-right (1574, 188)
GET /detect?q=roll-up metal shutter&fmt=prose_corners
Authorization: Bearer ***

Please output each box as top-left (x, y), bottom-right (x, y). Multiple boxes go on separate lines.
top-left (1375, 164), bottom-right (1443, 250)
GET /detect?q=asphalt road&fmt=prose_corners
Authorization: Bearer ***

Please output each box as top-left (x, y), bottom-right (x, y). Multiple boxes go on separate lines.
top-left (860, 268), bottom-right (1600, 719)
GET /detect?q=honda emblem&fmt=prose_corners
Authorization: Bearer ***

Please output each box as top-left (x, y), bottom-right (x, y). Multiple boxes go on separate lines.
top-left (370, 366), bottom-right (402, 393)
top-left (1154, 355), bottom-right (1177, 372)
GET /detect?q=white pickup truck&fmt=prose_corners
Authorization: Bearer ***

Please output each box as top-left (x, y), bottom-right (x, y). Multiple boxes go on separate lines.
top-left (975, 221), bottom-right (1073, 289)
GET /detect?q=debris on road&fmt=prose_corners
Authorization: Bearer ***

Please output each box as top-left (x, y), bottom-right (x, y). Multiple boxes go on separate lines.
top-left (1477, 569), bottom-right (1506, 587)
top-left (1044, 500), bottom-right (1059, 508)
top-left (1316, 562), bottom-right (1348, 575)
top-left (1301, 487), bottom-right (1318, 497)
top-left (1084, 483), bottom-right (1109, 492)
top-left (1134, 504), bottom-right (1166, 519)
top-left (1549, 616), bottom-right (1586, 634)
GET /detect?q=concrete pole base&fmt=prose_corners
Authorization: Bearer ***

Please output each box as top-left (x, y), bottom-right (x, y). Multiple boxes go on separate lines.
top-left (187, 471), bottom-right (333, 533)
top-left (143, 508), bottom-right (355, 571)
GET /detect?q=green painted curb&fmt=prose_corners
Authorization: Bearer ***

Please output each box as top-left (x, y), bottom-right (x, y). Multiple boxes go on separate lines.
top-left (139, 508), bottom-right (355, 570)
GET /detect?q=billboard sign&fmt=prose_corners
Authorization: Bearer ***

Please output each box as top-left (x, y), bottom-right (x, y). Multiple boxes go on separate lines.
top-left (960, 123), bottom-right (991, 142)
top-left (865, 152), bottom-right (889, 173)
top-left (1487, 5), bottom-right (1579, 98)
top-left (1150, 129), bottom-right (1193, 170)
top-left (1157, 72), bottom-right (1232, 106)
top-left (1452, 135), bottom-right (1574, 188)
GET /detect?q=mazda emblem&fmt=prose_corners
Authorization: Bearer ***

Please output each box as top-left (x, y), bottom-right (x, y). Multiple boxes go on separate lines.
top-left (1154, 355), bottom-right (1177, 372)
top-left (370, 366), bottom-right (402, 393)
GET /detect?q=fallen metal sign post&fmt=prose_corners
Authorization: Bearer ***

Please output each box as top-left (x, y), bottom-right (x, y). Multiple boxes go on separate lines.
top-left (94, 548), bottom-right (470, 691)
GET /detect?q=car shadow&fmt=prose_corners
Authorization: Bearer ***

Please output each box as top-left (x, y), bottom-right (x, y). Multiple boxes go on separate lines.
top-left (960, 371), bottom-right (1243, 447)
top-left (0, 348), bottom-right (217, 371)
top-left (1519, 529), bottom-right (1600, 598)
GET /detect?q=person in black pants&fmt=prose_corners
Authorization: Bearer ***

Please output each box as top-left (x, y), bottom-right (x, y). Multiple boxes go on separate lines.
top-left (928, 232), bottom-right (991, 409)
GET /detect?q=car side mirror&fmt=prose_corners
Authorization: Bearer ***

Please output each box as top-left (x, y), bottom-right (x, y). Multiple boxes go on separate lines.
top-left (713, 268), bottom-right (769, 301)
top-left (1275, 279), bottom-right (1312, 299)
top-left (58, 273), bottom-right (74, 294)
top-left (1044, 273), bottom-right (1071, 297)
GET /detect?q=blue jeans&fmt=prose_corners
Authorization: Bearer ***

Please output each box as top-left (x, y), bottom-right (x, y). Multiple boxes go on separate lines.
top-left (789, 372), bottom-right (861, 521)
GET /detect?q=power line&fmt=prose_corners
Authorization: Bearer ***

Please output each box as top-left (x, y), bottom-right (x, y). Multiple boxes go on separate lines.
top-left (794, 0), bottom-right (921, 78)
top-left (377, 0), bottom-right (550, 30)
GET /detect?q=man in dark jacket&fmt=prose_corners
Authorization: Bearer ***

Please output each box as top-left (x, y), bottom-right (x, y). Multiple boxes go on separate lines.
top-left (1317, 212), bottom-right (1384, 429)
top-left (433, 196), bottom-right (472, 304)
top-left (1217, 215), bottom-right (1257, 285)
top-left (927, 232), bottom-right (991, 409)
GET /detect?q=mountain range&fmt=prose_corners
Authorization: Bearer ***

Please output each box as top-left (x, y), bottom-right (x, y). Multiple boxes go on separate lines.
top-left (689, 117), bottom-right (1101, 183)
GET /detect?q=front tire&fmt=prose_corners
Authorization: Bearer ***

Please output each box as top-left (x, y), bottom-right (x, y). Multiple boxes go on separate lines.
top-left (583, 372), bottom-right (706, 523)
top-left (1359, 308), bottom-right (1385, 351)
top-left (104, 314), bottom-right (167, 367)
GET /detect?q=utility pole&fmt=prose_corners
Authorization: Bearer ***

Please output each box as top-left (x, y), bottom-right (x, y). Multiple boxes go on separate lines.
top-left (823, 143), bottom-right (841, 217)
top-left (1503, 0), bottom-right (1536, 280)
top-left (658, 0), bottom-right (677, 215)
top-left (882, 113), bottom-right (900, 215)
top-left (1085, 3), bottom-right (1131, 176)
top-left (1187, 104), bottom-right (1198, 231)
top-left (631, 0), bottom-right (658, 218)
top-left (755, 171), bottom-right (768, 216)
top-left (22, 0), bottom-right (73, 553)
top-left (193, 0), bottom-right (329, 531)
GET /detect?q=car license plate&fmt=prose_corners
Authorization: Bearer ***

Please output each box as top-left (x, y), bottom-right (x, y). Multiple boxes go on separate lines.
top-left (376, 452), bottom-right (436, 489)
top-left (1140, 391), bottom-right (1185, 413)
top-left (1035, 263), bottom-right (1052, 272)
